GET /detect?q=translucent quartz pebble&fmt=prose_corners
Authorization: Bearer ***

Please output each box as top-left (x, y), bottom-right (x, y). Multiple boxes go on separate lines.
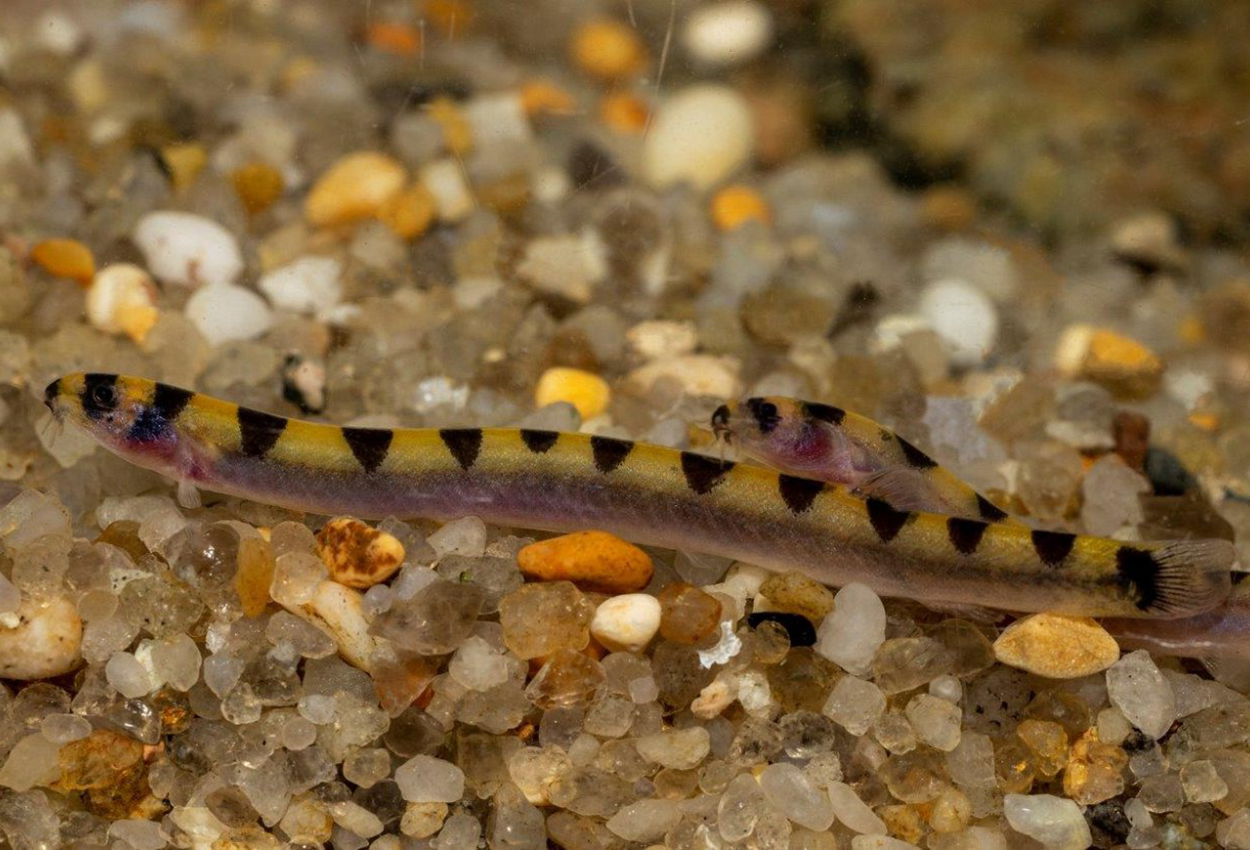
top-left (105, 651), bottom-right (155, 698)
top-left (759, 763), bottom-right (835, 831)
top-left (657, 582), bottom-right (722, 644)
top-left (426, 516), bottom-right (487, 558)
top-left (874, 637), bottom-right (953, 694)
top-left (605, 799), bottom-right (681, 843)
top-left (1180, 759), bottom-right (1228, 803)
top-left (905, 694), bottom-right (962, 752)
top-left (826, 781), bottom-right (887, 834)
top-left (850, 837), bottom-right (921, 850)
top-left (266, 610), bottom-right (336, 658)
top-left (525, 649), bottom-right (605, 709)
top-left (395, 755), bottom-right (465, 803)
top-left (40, 712), bottom-right (91, 744)
top-left (499, 581), bottom-right (594, 659)
top-left (0, 734), bottom-right (62, 791)
top-left (814, 583), bottom-right (885, 675)
top-left (822, 676), bottom-right (886, 736)
top-left (489, 783), bottom-right (546, 850)
top-left (0, 490), bottom-right (71, 551)
top-left (944, 733), bottom-right (997, 790)
top-left (1106, 650), bottom-right (1176, 739)
top-left (449, 636), bottom-right (511, 691)
top-left (369, 579), bottom-right (483, 655)
top-left (635, 726), bottom-right (710, 770)
top-left (436, 812), bottom-right (482, 850)
top-left (718, 772), bottom-right (766, 841)
top-left (508, 746), bottom-right (573, 806)
top-left (1003, 794), bottom-right (1092, 850)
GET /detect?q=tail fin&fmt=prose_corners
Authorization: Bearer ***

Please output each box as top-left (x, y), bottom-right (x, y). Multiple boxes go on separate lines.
top-left (1133, 539), bottom-right (1235, 617)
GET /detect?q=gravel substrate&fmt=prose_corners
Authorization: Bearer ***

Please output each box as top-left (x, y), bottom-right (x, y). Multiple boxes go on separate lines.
top-left (2, 2), bottom-right (1249, 850)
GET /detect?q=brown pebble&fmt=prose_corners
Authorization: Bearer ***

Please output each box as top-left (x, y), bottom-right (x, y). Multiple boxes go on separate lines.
top-left (1112, 410), bottom-right (1150, 472)
top-left (232, 162), bottom-right (285, 215)
top-left (517, 530), bottom-right (653, 594)
top-left (235, 536), bottom-right (276, 618)
top-left (757, 571), bottom-right (835, 622)
top-left (315, 518), bottom-right (405, 589)
top-left (657, 581), bottom-right (722, 644)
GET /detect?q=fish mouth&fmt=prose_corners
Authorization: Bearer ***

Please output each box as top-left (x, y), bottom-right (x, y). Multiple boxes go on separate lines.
top-left (711, 404), bottom-right (732, 440)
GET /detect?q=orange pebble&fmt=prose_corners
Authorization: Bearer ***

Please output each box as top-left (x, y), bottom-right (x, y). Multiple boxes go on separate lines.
top-left (31, 238), bottom-right (95, 285)
top-left (315, 517), bottom-right (406, 589)
top-left (367, 21), bottom-right (422, 56)
top-left (599, 92), bottom-right (649, 133)
top-left (424, 0), bottom-right (475, 36)
top-left (160, 143), bottom-right (208, 192)
top-left (426, 96), bottom-right (474, 156)
top-left (517, 531), bottom-right (653, 594)
top-left (571, 18), bottom-right (647, 81)
top-left (377, 184), bottom-right (437, 239)
top-left (231, 162), bottom-right (285, 215)
top-left (521, 80), bottom-right (578, 117)
top-left (710, 185), bottom-right (771, 231)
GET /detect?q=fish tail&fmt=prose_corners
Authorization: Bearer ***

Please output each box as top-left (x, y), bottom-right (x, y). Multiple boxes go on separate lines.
top-left (1135, 539), bottom-right (1234, 617)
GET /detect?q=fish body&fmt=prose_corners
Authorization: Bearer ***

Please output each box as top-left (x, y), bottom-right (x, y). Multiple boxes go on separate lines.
top-left (46, 373), bottom-right (1233, 618)
top-left (714, 394), bottom-right (1250, 657)
top-left (712, 396), bottom-right (1018, 523)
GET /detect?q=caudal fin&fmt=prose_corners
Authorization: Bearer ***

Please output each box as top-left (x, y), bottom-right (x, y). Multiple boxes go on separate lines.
top-left (1134, 539), bottom-right (1235, 618)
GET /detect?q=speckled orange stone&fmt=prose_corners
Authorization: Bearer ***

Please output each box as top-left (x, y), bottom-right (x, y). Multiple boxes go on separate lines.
top-left (315, 517), bottom-right (405, 589)
top-left (517, 530), bottom-right (653, 594)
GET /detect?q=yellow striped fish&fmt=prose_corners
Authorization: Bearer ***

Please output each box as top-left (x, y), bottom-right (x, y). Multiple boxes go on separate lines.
top-left (46, 373), bottom-right (1233, 619)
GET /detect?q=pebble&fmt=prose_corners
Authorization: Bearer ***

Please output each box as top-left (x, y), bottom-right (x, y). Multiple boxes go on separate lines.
top-left (905, 693), bottom-right (962, 752)
top-left (85, 263), bottom-right (159, 344)
top-left (133, 211), bottom-right (244, 288)
top-left (185, 282), bottom-right (274, 345)
top-left (822, 675), bottom-right (886, 736)
top-left (598, 93), bottom-right (650, 134)
top-left (814, 583), bottom-right (885, 675)
top-left (378, 184), bottom-right (436, 240)
top-left (230, 162), bottom-right (285, 215)
top-left (395, 755), bottom-right (465, 803)
top-left (1054, 324), bottom-right (1164, 399)
top-left (304, 151), bottom-right (407, 227)
top-left (757, 571), bottom-right (834, 623)
top-left (1079, 454), bottom-right (1151, 536)
top-left (517, 234), bottom-right (606, 304)
top-left (1106, 649), bottom-right (1176, 739)
top-left (289, 580), bottom-right (382, 672)
top-left (710, 185), bottom-right (771, 231)
top-left (625, 320), bottom-right (698, 360)
top-left (607, 799), bottom-right (681, 844)
top-left (31, 238), bottom-right (95, 285)
top-left (517, 531), bottom-right (652, 593)
top-left (635, 726), bottom-right (710, 770)
top-left (534, 368), bottom-right (611, 420)
top-left (419, 159), bottom-right (475, 223)
top-left (235, 536), bottom-right (276, 618)
top-left (627, 354), bottom-right (743, 399)
top-left (498, 581), bottom-right (595, 659)
top-left (1002, 794), bottom-right (1092, 850)
top-left (570, 18), bottom-right (647, 80)
top-left (992, 614), bottom-right (1120, 679)
top-left (760, 762), bottom-right (835, 831)
top-left (681, 1), bottom-right (773, 67)
top-left (850, 838), bottom-right (920, 850)
top-left (315, 517), bottom-right (406, 589)
top-left (258, 256), bottom-right (343, 316)
top-left (0, 595), bottom-right (82, 679)
top-left (658, 581), bottom-right (723, 644)
top-left (1111, 210), bottom-right (1187, 272)
top-left (918, 278), bottom-right (999, 368)
top-left (643, 85), bottom-right (754, 190)
top-left (826, 782), bottom-right (886, 835)
top-left (590, 594), bottom-right (662, 653)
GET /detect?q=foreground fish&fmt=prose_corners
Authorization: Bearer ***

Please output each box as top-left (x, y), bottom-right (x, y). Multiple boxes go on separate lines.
top-left (715, 394), bottom-right (1249, 657)
top-left (46, 373), bottom-right (1233, 618)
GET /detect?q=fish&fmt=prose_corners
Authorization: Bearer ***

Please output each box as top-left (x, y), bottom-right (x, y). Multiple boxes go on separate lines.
top-left (711, 396), bottom-right (1019, 523)
top-left (714, 394), bottom-right (1250, 657)
top-left (45, 373), bottom-right (1233, 619)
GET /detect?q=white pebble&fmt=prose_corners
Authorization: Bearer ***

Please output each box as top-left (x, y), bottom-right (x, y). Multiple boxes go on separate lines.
top-left (627, 354), bottom-right (743, 400)
top-left (259, 256), bottom-right (343, 315)
top-left (86, 263), bottom-right (159, 340)
top-left (420, 159), bottom-right (474, 222)
top-left (607, 799), bottom-right (681, 843)
top-left (850, 838), bottom-right (919, 850)
top-left (625, 320), bottom-right (698, 360)
top-left (904, 694), bottom-right (962, 752)
top-left (815, 583), bottom-right (885, 675)
top-left (1003, 794), bottom-right (1092, 850)
top-left (185, 282), bottom-right (273, 345)
top-left (449, 636), bottom-right (511, 691)
top-left (290, 580), bottom-right (383, 673)
top-left (105, 650), bottom-right (157, 698)
top-left (590, 594), bottom-right (662, 653)
top-left (133, 211), bottom-right (244, 288)
top-left (427, 516), bottom-right (487, 558)
top-left (918, 278), bottom-right (998, 368)
top-left (1106, 649), bottom-right (1177, 740)
top-left (759, 762), bottom-right (834, 831)
top-left (682, 1), bottom-right (773, 67)
top-left (0, 595), bottom-right (82, 679)
top-left (822, 676), bottom-right (885, 736)
top-left (395, 755), bottom-right (465, 803)
top-left (826, 782), bottom-right (886, 835)
top-left (643, 85), bottom-right (754, 191)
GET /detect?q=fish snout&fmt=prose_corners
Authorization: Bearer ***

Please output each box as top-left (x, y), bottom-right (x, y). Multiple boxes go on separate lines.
top-left (44, 378), bottom-right (61, 415)
top-left (711, 404), bottom-right (732, 439)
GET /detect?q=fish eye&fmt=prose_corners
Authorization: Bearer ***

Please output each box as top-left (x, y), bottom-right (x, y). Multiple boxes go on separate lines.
top-left (91, 383), bottom-right (118, 408)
